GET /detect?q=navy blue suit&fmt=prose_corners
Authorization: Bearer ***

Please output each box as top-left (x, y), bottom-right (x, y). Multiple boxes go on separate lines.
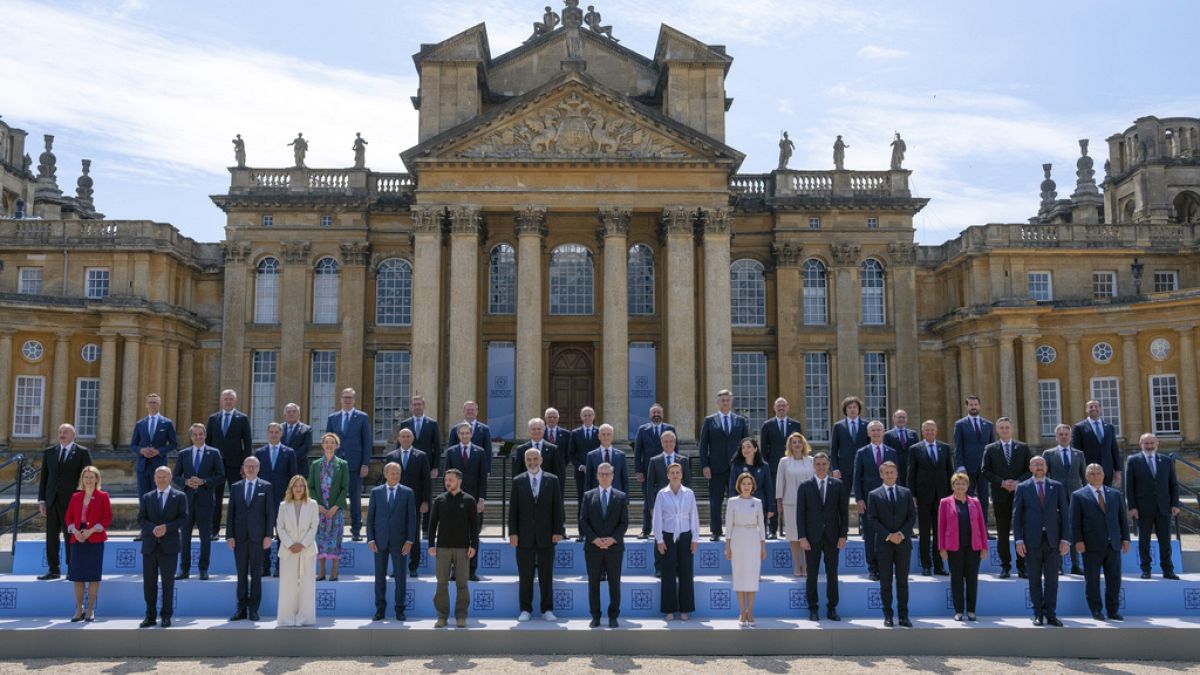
top-left (697, 412), bottom-right (749, 536)
top-left (795, 476), bottom-right (848, 612)
top-left (882, 427), bottom-right (917, 488)
top-left (367, 482), bottom-right (417, 614)
top-left (953, 416), bottom-right (994, 522)
top-left (853, 444), bottom-right (898, 575)
top-left (226, 478), bottom-right (275, 613)
top-left (1124, 452), bottom-right (1179, 574)
top-left (131, 415), bottom-right (179, 502)
top-left (866, 484), bottom-right (915, 619)
top-left (206, 409), bottom-right (254, 537)
top-left (137, 486), bottom-right (187, 620)
top-left (633, 422), bottom-right (676, 534)
top-left (585, 447), bottom-right (629, 494)
top-left (401, 415), bottom-right (442, 472)
top-left (172, 445), bottom-right (224, 573)
top-left (761, 416), bottom-right (802, 536)
top-left (830, 418), bottom-right (870, 492)
top-left (382, 446), bottom-right (432, 574)
top-left (567, 426), bottom-right (601, 507)
top-left (578, 487), bottom-right (628, 619)
top-left (449, 420), bottom-right (492, 474)
top-left (254, 443), bottom-right (302, 575)
top-left (1012, 478), bottom-right (1069, 618)
top-left (1072, 418), bottom-right (1121, 486)
top-left (1070, 485), bottom-right (1129, 615)
top-left (327, 408), bottom-right (373, 536)
top-left (281, 422), bottom-right (313, 462)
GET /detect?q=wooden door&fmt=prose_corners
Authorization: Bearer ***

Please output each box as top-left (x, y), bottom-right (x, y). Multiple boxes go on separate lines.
top-left (549, 344), bottom-right (594, 430)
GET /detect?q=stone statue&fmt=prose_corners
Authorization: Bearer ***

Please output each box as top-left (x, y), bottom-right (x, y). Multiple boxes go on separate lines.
top-left (288, 132), bottom-right (308, 168)
top-left (889, 132), bottom-right (906, 170)
top-left (232, 134), bottom-right (246, 168)
top-left (1104, 158), bottom-right (1111, 177)
top-left (37, 134), bottom-right (57, 180)
top-left (777, 131), bottom-right (794, 170)
top-left (530, 5), bottom-right (560, 39)
top-left (584, 5), bottom-right (617, 41)
top-left (561, 0), bottom-right (583, 28)
top-left (75, 159), bottom-right (95, 211)
top-left (352, 132), bottom-right (368, 169)
top-left (833, 135), bottom-right (848, 170)
top-left (22, 153), bottom-right (32, 175)
top-left (562, 0), bottom-right (584, 60)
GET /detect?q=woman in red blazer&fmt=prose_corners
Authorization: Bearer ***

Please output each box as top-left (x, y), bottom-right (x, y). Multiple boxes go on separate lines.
top-left (938, 471), bottom-right (988, 621)
top-left (64, 466), bottom-right (112, 621)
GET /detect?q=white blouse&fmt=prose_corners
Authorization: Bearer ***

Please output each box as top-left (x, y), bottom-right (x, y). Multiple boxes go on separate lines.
top-left (652, 485), bottom-right (701, 544)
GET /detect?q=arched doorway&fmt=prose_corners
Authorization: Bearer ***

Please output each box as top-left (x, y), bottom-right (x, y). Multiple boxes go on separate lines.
top-left (1173, 190), bottom-right (1200, 224)
top-left (549, 344), bottom-right (595, 430)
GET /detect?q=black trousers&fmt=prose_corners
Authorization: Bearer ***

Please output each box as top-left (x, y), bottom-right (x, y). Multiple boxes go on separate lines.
top-left (374, 547), bottom-right (409, 611)
top-left (708, 472), bottom-right (729, 536)
top-left (233, 540), bottom-right (265, 612)
top-left (967, 472), bottom-right (990, 528)
top-left (585, 544), bottom-right (622, 618)
top-left (410, 512), bottom-right (426, 573)
top-left (804, 537), bottom-right (840, 611)
top-left (516, 545), bottom-right (555, 613)
top-left (861, 506), bottom-right (879, 575)
top-left (1083, 545), bottom-right (1122, 614)
top-left (992, 490), bottom-right (1023, 572)
top-left (641, 479), bottom-right (652, 535)
top-left (659, 531), bottom-right (695, 613)
top-left (946, 549), bottom-right (981, 614)
top-left (876, 540), bottom-right (911, 618)
top-left (573, 466), bottom-right (586, 511)
top-left (44, 499), bottom-right (70, 572)
top-left (142, 551), bottom-right (177, 619)
top-left (1025, 534), bottom-right (1060, 617)
top-left (212, 465), bottom-right (241, 537)
top-left (179, 496), bottom-right (213, 572)
top-left (1136, 510), bottom-right (1174, 573)
top-left (767, 458), bottom-right (782, 536)
top-left (915, 497), bottom-right (940, 570)
top-left (347, 471), bottom-right (363, 535)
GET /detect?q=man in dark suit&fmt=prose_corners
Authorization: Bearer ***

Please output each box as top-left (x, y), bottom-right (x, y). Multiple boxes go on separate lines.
top-left (445, 423), bottom-right (488, 580)
top-left (585, 424), bottom-right (629, 494)
top-left (326, 387), bottom-right (372, 541)
top-left (646, 430), bottom-right (689, 576)
top-left (795, 453), bottom-right (848, 621)
top-left (509, 448), bottom-right (565, 621)
top-left (206, 389), bottom-right (254, 538)
top-left (543, 407), bottom-right (568, 450)
top-left (1044, 423), bottom-right (1086, 575)
top-left (255, 422), bottom-right (301, 576)
top-left (511, 418), bottom-right (567, 506)
top-left (866, 461), bottom-right (915, 627)
top-left (1072, 400), bottom-right (1123, 487)
top-left (854, 421), bottom-right (897, 580)
top-left (883, 409), bottom-right (917, 488)
top-left (907, 420), bottom-right (953, 576)
top-left (760, 397), bottom-right (802, 539)
top-left (633, 403), bottom-right (675, 538)
top-left (225, 456), bottom-right (275, 622)
top-left (173, 423), bottom-right (224, 580)
top-left (1070, 463), bottom-right (1131, 621)
top-left (383, 428), bottom-right (432, 577)
top-left (1012, 456), bottom-right (1070, 626)
top-left (567, 406), bottom-right (600, 513)
top-left (579, 462), bottom-right (629, 627)
top-left (36, 423), bottom-right (93, 580)
top-left (130, 393), bottom-right (178, 518)
top-left (981, 417), bottom-right (1033, 578)
top-left (281, 403), bottom-right (313, 465)
top-left (830, 395), bottom-right (869, 487)
top-left (367, 462), bottom-right (417, 621)
top-left (1125, 432), bottom-right (1181, 579)
top-left (953, 395), bottom-right (995, 528)
top-left (451, 400), bottom-right (492, 475)
top-left (698, 389), bottom-right (749, 540)
top-left (401, 394), bottom-right (442, 477)
top-left (138, 466), bottom-right (187, 628)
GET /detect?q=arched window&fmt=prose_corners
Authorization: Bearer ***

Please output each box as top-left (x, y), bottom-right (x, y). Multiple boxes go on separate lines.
top-left (488, 244), bottom-right (516, 315)
top-left (861, 258), bottom-right (886, 325)
top-left (254, 257), bottom-right (280, 324)
top-left (802, 258), bottom-right (827, 325)
top-left (375, 258), bottom-right (412, 326)
top-left (549, 244), bottom-right (594, 315)
top-left (627, 243), bottom-right (655, 316)
top-left (730, 259), bottom-right (766, 327)
top-left (312, 257), bottom-right (340, 324)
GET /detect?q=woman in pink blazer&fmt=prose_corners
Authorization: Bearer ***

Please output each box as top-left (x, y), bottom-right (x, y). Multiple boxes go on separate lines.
top-left (938, 471), bottom-right (988, 621)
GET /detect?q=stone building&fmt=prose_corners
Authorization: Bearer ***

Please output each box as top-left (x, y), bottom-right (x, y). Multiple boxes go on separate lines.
top-left (1, 4), bottom-right (1199, 459)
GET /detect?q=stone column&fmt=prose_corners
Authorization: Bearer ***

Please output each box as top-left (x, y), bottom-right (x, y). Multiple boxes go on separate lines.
top-left (446, 206), bottom-right (482, 415)
top-left (280, 241), bottom-right (311, 410)
top-left (702, 208), bottom-right (732, 401)
top-left (514, 207), bottom-right (546, 433)
top-left (339, 242), bottom-right (371, 398)
top-left (1064, 333), bottom-right (1083, 420)
top-left (831, 243), bottom-right (862, 402)
top-left (942, 346), bottom-right (960, 430)
top-left (997, 333), bottom-right (1018, 429)
top-left (958, 341), bottom-right (974, 402)
top-left (1119, 331), bottom-right (1143, 442)
top-left (119, 334), bottom-right (142, 447)
top-left (178, 349), bottom-right (195, 429)
top-left (0, 330), bottom-right (13, 446)
top-left (96, 334), bottom-right (118, 448)
top-left (48, 332), bottom-right (71, 431)
top-left (1020, 334), bottom-right (1041, 443)
top-left (600, 207), bottom-right (631, 437)
top-left (164, 342), bottom-right (180, 421)
top-left (1176, 326), bottom-right (1199, 443)
top-left (662, 207), bottom-right (697, 440)
top-left (888, 243), bottom-right (920, 420)
top-left (219, 242), bottom-right (251, 390)
top-left (973, 337), bottom-right (993, 412)
top-left (411, 207), bottom-right (445, 420)
top-left (772, 242), bottom-right (804, 410)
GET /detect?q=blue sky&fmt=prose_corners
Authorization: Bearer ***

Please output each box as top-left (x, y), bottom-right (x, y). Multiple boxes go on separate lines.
top-left (3, 0), bottom-right (1196, 244)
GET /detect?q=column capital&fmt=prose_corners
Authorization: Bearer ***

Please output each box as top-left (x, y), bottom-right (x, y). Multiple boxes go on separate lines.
top-left (700, 207), bottom-right (732, 235)
top-left (830, 242), bottom-right (861, 266)
top-left (770, 241), bottom-right (804, 268)
top-left (660, 205), bottom-right (698, 236)
top-left (597, 206), bottom-right (631, 238)
top-left (1061, 331), bottom-right (1084, 344)
top-left (887, 242), bottom-right (918, 266)
top-left (514, 206), bottom-right (547, 238)
top-left (339, 241), bottom-right (371, 266)
top-left (1018, 333), bottom-right (1040, 345)
top-left (449, 206), bottom-right (483, 236)
top-left (54, 331), bottom-right (73, 342)
top-left (410, 205), bottom-right (445, 236)
top-left (281, 241), bottom-right (311, 265)
top-left (119, 332), bottom-right (142, 342)
top-left (221, 241), bottom-right (252, 264)
top-left (1174, 324), bottom-right (1198, 335)
top-left (1117, 328), bottom-right (1140, 339)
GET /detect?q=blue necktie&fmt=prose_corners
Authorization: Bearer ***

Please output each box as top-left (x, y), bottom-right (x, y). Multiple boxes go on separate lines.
top-left (402, 451), bottom-right (409, 470)
top-left (149, 415), bottom-right (156, 438)
top-left (415, 417), bottom-right (423, 438)
top-left (245, 482), bottom-right (253, 504)
top-left (271, 446), bottom-right (278, 469)
top-left (1093, 420), bottom-right (1104, 441)
top-left (222, 412), bottom-right (230, 434)
top-left (723, 415), bottom-right (729, 435)
top-left (601, 489), bottom-right (609, 517)
top-left (388, 486), bottom-right (395, 509)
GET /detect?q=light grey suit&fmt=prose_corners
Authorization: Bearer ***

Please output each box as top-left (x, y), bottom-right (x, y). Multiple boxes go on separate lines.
top-left (1043, 445), bottom-right (1086, 572)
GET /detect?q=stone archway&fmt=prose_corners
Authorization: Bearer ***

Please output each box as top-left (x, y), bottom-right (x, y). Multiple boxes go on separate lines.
top-left (1173, 190), bottom-right (1200, 224)
top-left (548, 343), bottom-right (595, 430)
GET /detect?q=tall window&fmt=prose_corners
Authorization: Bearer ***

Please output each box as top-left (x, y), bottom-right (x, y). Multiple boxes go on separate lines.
top-left (74, 378), bottom-right (100, 438)
top-left (1092, 270), bottom-right (1117, 299)
top-left (549, 244), bottom-right (593, 315)
top-left (85, 268), bottom-right (110, 299)
top-left (732, 351), bottom-right (768, 431)
top-left (309, 351), bottom-right (337, 436)
top-left (1090, 377), bottom-right (1122, 436)
top-left (863, 352), bottom-right (889, 422)
top-left (373, 350), bottom-right (411, 442)
top-left (254, 257), bottom-right (280, 324)
top-left (730, 259), bottom-right (766, 327)
top-left (802, 259), bottom-right (828, 325)
top-left (860, 259), bottom-right (885, 325)
top-left (627, 244), bottom-right (655, 316)
top-left (488, 244), bottom-right (516, 315)
top-left (1037, 379), bottom-right (1061, 438)
top-left (1153, 271), bottom-right (1179, 292)
top-left (12, 375), bottom-right (45, 438)
top-left (1149, 374), bottom-right (1180, 436)
top-left (250, 351), bottom-right (277, 442)
top-left (804, 352), bottom-right (831, 442)
top-left (1028, 271), bottom-right (1052, 302)
top-left (17, 267), bottom-right (42, 295)
top-left (375, 258), bottom-right (413, 326)
top-left (312, 257), bottom-right (340, 324)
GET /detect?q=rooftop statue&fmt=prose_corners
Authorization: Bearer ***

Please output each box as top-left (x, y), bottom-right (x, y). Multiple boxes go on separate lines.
top-left (288, 132), bottom-right (308, 168)
top-left (890, 132), bottom-right (906, 170)
top-left (528, 5), bottom-right (560, 41)
top-left (777, 131), bottom-right (794, 170)
top-left (232, 134), bottom-right (246, 168)
top-left (833, 135), bottom-right (848, 170)
top-left (584, 5), bottom-right (617, 41)
top-left (352, 132), bottom-right (368, 169)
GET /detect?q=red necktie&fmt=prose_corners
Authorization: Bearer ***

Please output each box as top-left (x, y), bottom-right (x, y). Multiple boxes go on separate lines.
top-left (549, 429), bottom-right (556, 444)
top-left (462, 446), bottom-right (469, 465)
top-left (1037, 481), bottom-right (1045, 505)
top-left (605, 449), bottom-right (611, 465)
top-left (874, 446), bottom-right (882, 466)
top-left (900, 432), bottom-right (907, 450)
top-left (973, 418), bottom-right (981, 440)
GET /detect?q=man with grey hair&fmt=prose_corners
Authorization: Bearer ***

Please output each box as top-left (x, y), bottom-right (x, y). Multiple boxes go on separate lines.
top-left (509, 446), bottom-right (565, 621)
top-left (280, 403), bottom-right (312, 462)
top-left (38, 423), bottom-right (93, 580)
top-left (853, 420), bottom-right (895, 581)
top-left (207, 389), bottom-right (253, 538)
top-left (225, 456), bottom-right (274, 622)
top-left (512, 417), bottom-right (567, 509)
top-left (1044, 423), bottom-right (1085, 575)
top-left (1070, 463), bottom-right (1130, 620)
top-left (580, 461), bottom-right (628, 627)
top-left (585, 424), bottom-right (629, 494)
top-left (1125, 433), bottom-right (1180, 579)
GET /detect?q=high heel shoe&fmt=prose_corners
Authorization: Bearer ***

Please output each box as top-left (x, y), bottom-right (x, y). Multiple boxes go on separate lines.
top-left (70, 611), bottom-right (85, 623)
top-left (316, 575), bottom-right (326, 581)
top-left (84, 611), bottom-right (95, 623)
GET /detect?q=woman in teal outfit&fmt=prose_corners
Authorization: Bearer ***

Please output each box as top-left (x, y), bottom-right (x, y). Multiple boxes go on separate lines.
top-left (308, 432), bottom-right (349, 581)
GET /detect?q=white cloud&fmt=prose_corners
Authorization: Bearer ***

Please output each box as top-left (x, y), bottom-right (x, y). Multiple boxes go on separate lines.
top-left (857, 44), bottom-right (909, 60)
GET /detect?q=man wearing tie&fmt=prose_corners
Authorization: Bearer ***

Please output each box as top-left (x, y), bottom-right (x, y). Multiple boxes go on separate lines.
top-left (1070, 463), bottom-right (1131, 621)
top-left (1044, 423), bottom-right (1086, 575)
top-left (254, 422), bottom-right (300, 576)
top-left (854, 421), bottom-right (897, 581)
top-left (400, 394), bottom-right (441, 478)
top-left (579, 462), bottom-right (629, 628)
top-left (830, 396), bottom-right (869, 486)
top-left (567, 407), bottom-right (601, 516)
top-left (137, 466), bottom-right (187, 628)
top-left (1125, 433), bottom-right (1181, 579)
top-left (225, 457), bottom-right (275, 622)
top-left (511, 418), bottom-right (567, 508)
top-left (130, 393), bottom-right (178, 525)
top-left (452, 400), bottom-right (493, 475)
top-left (646, 430), bottom-right (690, 576)
top-left (37, 424), bottom-right (93, 580)
top-left (906, 420), bottom-right (954, 576)
top-left (795, 453), bottom-right (848, 621)
top-left (173, 423), bottom-right (224, 580)
top-left (866, 461), bottom-right (915, 627)
top-left (883, 409), bottom-right (917, 488)
top-left (445, 424), bottom-right (487, 581)
top-left (367, 462), bottom-right (417, 621)
top-left (383, 428), bottom-right (432, 578)
top-left (633, 403), bottom-right (675, 539)
top-left (206, 389), bottom-right (254, 538)
top-left (543, 408), bottom-right (566, 450)
top-left (326, 388), bottom-right (372, 541)
top-left (760, 397), bottom-right (802, 539)
top-left (980, 417), bottom-right (1033, 578)
top-left (280, 403), bottom-right (313, 465)
top-left (1012, 456), bottom-right (1070, 626)
top-left (953, 396), bottom-right (995, 529)
top-left (698, 389), bottom-right (749, 541)
top-left (585, 424), bottom-right (629, 494)
top-left (509, 448), bottom-right (565, 622)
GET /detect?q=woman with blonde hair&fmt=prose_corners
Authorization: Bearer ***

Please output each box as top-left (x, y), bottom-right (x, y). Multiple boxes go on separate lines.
top-left (277, 474), bottom-right (320, 626)
top-left (308, 432), bottom-right (349, 581)
top-left (775, 432), bottom-right (815, 575)
top-left (64, 465), bottom-right (111, 621)
top-left (938, 471), bottom-right (988, 621)
top-left (725, 472), bottom-right (766, 627)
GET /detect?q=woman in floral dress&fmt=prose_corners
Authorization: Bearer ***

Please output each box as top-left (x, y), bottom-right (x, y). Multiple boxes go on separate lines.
top-left (307, 432), bottom-right (349, 581)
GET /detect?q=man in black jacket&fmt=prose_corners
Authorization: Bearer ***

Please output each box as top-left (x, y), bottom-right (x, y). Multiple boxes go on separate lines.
top-left (37, 423), bottom-right (93, 580)
top-left (795, 453), bottom-right (848, 621)
top-left (866, 462), bottom-right (916, 627)
top-left (579, 462), bottom-right (629, 627)
top-left (428, 469), bottom-right (478, 628)
top-left (383, 428), bottom-right (433, 577)
top-left (225, 456), bottom-right (275, 622)
top-left (138, 466), bottom-right (187, 627)
top-left (206, 389), bottom-right (254, 537)
top-left (907, 420), bottom-right (954, 576)
top-left (980, 417), bottom-right (1032, 578)
top-left (510, 417), bottom-right (567, 508)
top-left (509, 447), bottom-right (565, 621)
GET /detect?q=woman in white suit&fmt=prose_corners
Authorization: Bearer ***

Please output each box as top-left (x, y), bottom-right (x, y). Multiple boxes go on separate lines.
top-left (277, 474), bottom-right (319, 626)
top-left (725, 473), bottom-right (766, 627)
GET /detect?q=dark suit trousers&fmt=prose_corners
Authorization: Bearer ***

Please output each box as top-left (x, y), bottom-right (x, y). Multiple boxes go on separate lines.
top-left (641, 479), bottom-right (652, 534)
top-left (374, 546), bottom-right (409, 612)
top-left (876, 540), bottom-right (911, 618)
top-left (179, 496), bottom-right (213, 572)
top-left (946, 549), bottom-right (980, 613)
top-left (1026, 533), bottom-right (1060, 617)
top-left (212, 464), bottom-right (240, 536)
top-left (585, 544), bottom-right (622, 618)
top-left (862, 508), bottom-right (879, 575)
top-left (915, 498), bottom-right (940, 570)
top-left (1083, 546), bottom-right (1122, 614)
top-left (805, 537), bottom-right (840, 610)
top-left (142, 551), bottom-right (177, 618)
top-left (992, 490), bottom-right (1023, 572)
top-left (516, 545), bottom-right (555, 613)
top-left (708, 471), bottom-right (729, 535)
top-left (45, 498), bottom-right (70, 571)
top-left (573, 467), bottom-right (586, 511)
top-left (767, 457), bottom-right (782, 536)
top-left (660, 531), bottom-right (695, 613)
top-left (967, 472), bottom-right (990, 526)
top-left (1136, 509), bottom-right (1174, 573)
top-left (136, 467), bottom-right (156, 507)
top-left (348, 472), bottom-right (363, 533)
top-left (233, 540), bottom-right (265, 611)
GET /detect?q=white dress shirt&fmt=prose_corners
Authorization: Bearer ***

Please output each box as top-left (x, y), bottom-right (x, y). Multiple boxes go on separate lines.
top-left (652, 485), bottom-right (701, 544)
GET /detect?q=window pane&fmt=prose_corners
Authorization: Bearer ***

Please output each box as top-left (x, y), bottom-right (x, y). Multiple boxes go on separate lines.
top-left (1090, 377), bottom-right (1122, 436)
top-left (549, 244), bottom-right (593, 315)
top-left (1028, 271), bottom-right (1052, 302)
top-left (1037, 380), bottom-right (1061, 437)
top-left (627, 244), bottom-right (655, 316)
top-left (376, 258), bottom-right (413, 326)
top-left (1153, 271), bottom-right (1179, 293)
top-left (254, 258), bottom-right (280, 324)
top-left (86, 268), bottom-right (110, 299)
top-left (251, 351), bottom-right (277, 442)
top-left (12, 376), bottom-right (45, 438)
top-left (74, 378), bottom-right (100, 438)
top-left (1150, 374), bottom-right (1180, 436)
top-left (802, 259), bottom-right (827, 325)
top-left (732, 352), bottom-right (768, 431)
top-left (488, 244), bottom-right (516, 315)
top-left (18, 268), bottom-right (42, 295)
top-left (730, 259), bottom-right (766, 327)
top-left (861, 259), bottom-right (885, 325)
top-left (313, 258), bottom-right (339, 324)
top-left (309, 351), bottom-right (337, 437)
top-left (863, 352), bottom-right (889, 422)
top-left (804, 352), bottom-right (831, 442)
top-left (373, 351), bottom-right (411, 442)
top-left (1092, 271), bottom-right (1116, 299)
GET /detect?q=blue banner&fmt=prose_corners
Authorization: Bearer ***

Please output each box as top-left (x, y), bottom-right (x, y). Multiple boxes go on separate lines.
top-left (627, 342), bottom-right (657, 439)
top-left (487, 342), bottom-right (515, 440)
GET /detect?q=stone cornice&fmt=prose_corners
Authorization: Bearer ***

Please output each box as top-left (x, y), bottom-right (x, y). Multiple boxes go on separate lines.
top-left (514, 206), bottom-right (548, 238)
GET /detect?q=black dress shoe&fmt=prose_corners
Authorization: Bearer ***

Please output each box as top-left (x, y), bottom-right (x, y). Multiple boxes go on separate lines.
top-left (395, 611), bottom-right (407, 621)
top-left (575, 536), bottom-right (585, 543)
top-left (1046, 616), bottom-right (1063, 627)
top-left (1071, 567), bottom-right (1084, 575)
top-left (654, 570), bottom-right (662, 578)
top-left (921, 567), bottom-right (931, 576)
top-left (608, 617), bottom-right (619, 628)
top-left (160, 617), bottom-right (172, 628)
top-left (229, 610), bottom-right (247, 621)
top-left (1164, 571), bottom-right (1181, 580)
top-left (1091, 611), bottom-right (1106, 621)
top-left (132, 536), bottom-right (143, 542)
top-left (37, 571), bottom-right (60, 581)
top-left (1032, 615), bottom-right (1044, 626)
top-left (1107, 612), bottom-right (1124, 621)
top-left (469, 574), bottom-right (480, 582)
top-left (1140, 570), bottom-right (1152, 579)
top-left (898, 617), bottom-right (912, 627)
top-left (589, 617), bottom-right (601, 628)
top-left (637, 532), bottom-right (650, 540)
top-left (934, 567), bottom-right (949, 576)
top-left (826, 610), bottom-right (841, 621)
top-left (709, 534), bottom-right (721, 542)
top-left (199, 571), bottom-right (210, 581)
top-left (352, 534), bottom-right (362, 542)
top-left (808, 610), bottom-right (820, 621)
top-left (868, 572), bottom-right (880, 582)
top-left (987, 534), bottom-right (997, 540)
top-left (373, 610), bottom-right (385, 621)
top-left (175, 572), bottom-right (190, 580)
top-left (1017, 570), bottom-right (1028, 579)
top-left (139, 616), bottom-right (157, 628)
top-left (883, 617), bottom-right (894, 627)
top-left (248, 610), bottom-right (260, 622)
top-left (409, 570), bottom-right (418, 578)
top-left (998, 568), bottom-right (1011, 579)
